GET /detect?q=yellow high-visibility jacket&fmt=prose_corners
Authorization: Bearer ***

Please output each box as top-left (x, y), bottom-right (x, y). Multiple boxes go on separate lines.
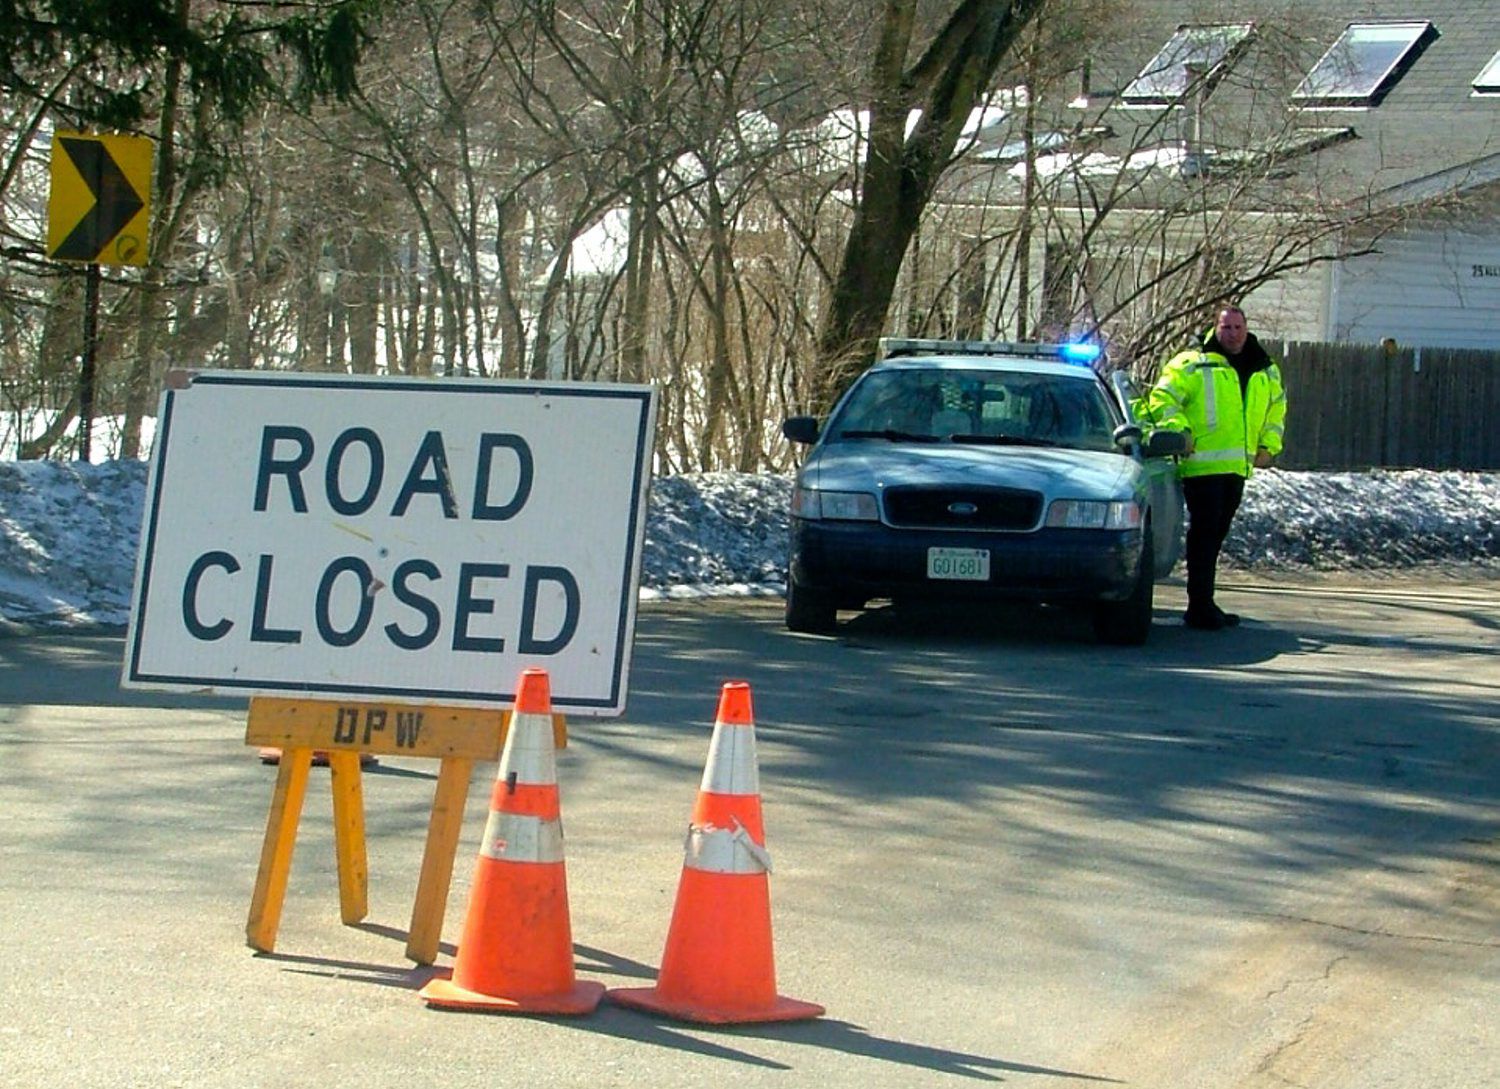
top-left (1146, 334), bottom-right (1287, 479)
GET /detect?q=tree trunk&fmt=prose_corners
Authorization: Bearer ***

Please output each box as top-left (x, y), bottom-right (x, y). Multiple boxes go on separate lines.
top-left (1014, 77), bottom-right (1038, 340)
top-left (121, 0), bottom-right (192, 459)
top-left (17, 391), bottom-right (79, 460)
top-left (815, 0), bottom-right (1045, 412)
top-left (346, 228), bottom-right (381, 373)
top-left (697, 181), bottom-right (737, 470)
top-left (620, 177), bottom-right (660, 387)
top-left (493, 193), bottom-right (527, 378)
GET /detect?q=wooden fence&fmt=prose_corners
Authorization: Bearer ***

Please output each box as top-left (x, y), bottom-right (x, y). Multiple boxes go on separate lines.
top-left (1275, 341), bottom-right (1500, 471)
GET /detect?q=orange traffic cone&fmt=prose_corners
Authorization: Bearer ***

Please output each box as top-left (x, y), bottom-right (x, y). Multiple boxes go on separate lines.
top-left (608, 681), bottom-right (822, 1024)
top-left (419, 668), bottom-right (603, 1015)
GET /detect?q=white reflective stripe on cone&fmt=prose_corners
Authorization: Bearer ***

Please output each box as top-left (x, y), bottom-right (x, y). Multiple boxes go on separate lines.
top-left (500, 712), bottom-right (557, 785)
top-left (479, 810), bottom-right (565, 863)
top-left (700, 723), bottom-right (760, 796)
top-left (683, 819), bottom-right (772, 875)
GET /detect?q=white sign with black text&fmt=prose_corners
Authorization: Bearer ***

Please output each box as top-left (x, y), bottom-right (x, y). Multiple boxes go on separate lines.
top-left (123, 371), bottom-right (657, 713)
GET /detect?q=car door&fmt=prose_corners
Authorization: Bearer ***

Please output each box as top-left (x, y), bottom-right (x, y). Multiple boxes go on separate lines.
top-left (1109, 371), bottom-right (1184, 576)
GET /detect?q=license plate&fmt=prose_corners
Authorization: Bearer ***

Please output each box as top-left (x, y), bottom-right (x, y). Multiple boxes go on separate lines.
top-left (927, 547), bottom-right (990, 581)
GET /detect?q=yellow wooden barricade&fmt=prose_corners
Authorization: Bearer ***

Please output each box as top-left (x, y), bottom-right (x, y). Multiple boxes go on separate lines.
top-left (244, 696), bottom-right (566, 964)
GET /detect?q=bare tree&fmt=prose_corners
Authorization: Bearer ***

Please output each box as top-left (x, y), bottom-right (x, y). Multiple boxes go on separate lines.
top-left (0, 0), bottom-right (1481, 474)
top-left (813, 0), bottom-right (1047, 410)
top-left (888, 8), bottom-right (1440, 383)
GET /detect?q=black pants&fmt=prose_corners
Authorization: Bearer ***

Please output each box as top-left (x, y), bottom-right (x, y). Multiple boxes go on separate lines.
top-left (1182, 473), bottom-right (1246, 613)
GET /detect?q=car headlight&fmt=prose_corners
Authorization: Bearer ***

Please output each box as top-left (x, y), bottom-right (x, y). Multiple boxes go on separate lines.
top-left (1045, 498), bottom-right (1142, 529)
top-left (792, 487), bottom-right (879, 521)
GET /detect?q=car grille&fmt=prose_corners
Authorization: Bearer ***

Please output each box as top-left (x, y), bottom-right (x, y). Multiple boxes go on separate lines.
top-left (883, 486), bottom-right (1043, 530)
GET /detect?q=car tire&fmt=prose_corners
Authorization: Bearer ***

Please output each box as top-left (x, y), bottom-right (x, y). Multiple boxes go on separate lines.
top-left (1093, 533), bottom-right (1154, 646)
top-left (786, 575), bottom-right (838, 634)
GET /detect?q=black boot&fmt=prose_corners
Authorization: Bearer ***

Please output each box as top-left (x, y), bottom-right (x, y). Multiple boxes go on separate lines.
top-left (1183, 605), bottom-right (1225, 630)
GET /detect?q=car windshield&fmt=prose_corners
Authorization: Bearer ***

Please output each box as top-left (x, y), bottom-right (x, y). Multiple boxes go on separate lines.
top-left (831, 366), bottom-right (1119, 453)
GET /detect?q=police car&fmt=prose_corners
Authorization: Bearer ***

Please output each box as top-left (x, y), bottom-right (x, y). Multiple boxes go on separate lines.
top-left (781, 338), bottom-right (1186, 644)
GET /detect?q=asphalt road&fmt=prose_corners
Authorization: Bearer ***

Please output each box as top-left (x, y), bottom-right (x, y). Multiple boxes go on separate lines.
top-left (2, 572), bottom-right (1497, 1088)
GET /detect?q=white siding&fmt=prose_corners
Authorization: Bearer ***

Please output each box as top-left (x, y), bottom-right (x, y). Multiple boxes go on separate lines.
top-left (1332, 225), bottom-right (1500, 348)
top-left (1242, 263), bottom-right (1331, 343)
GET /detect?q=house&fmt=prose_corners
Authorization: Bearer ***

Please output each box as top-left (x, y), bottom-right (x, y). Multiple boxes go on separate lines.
top-left (932, 0), bottom-right (1500, 357)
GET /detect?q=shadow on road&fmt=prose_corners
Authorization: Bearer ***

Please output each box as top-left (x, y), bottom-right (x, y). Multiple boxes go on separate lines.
top-left (2, 583), bottom-right (1496, 974)
top-left (615, 587), bottom-right (1500, 929)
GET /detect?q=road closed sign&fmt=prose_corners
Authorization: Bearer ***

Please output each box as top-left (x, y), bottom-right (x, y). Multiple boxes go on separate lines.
top-left (123, 372), bottom-right (657, 713)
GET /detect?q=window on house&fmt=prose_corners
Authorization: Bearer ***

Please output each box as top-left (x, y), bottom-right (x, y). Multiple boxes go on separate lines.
top-left (1475, 49), bottom-right (1500, 95)
top-left (1121, 24), bottom-right (1255, 106)
top-left (1293, 22), bottom-right (1437, 107)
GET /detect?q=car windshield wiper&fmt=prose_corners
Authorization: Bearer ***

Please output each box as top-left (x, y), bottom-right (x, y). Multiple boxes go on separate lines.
top-left (948, 433), bottom-right (1060, 448)
top-left (837, 429), bottom-right (941, 443)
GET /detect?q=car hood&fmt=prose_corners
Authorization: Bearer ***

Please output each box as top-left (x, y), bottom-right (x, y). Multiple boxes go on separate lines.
top-left (799, 441), bottom-right (1141, 500)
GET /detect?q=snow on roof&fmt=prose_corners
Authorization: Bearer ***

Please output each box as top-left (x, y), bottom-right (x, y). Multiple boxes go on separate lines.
top-left (1009, 150), bottom-right (1118, 180)
top-left (544, 207), bottom-right (631, 280)
top-left (810, 108), bottom-right (924, 166)
top-left (1002, 144), bottom-right (1191, 180)
top-left (959, 104), bottom-right (1010, 141)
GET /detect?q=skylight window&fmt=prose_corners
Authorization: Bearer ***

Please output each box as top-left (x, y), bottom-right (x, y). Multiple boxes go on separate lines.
top-left (1121, 24), bottom-right (1254, 105)
top-left (1476, 49), bottom-right (1500, 95)
top-left (1294, 22), bottom-right (1436, 107)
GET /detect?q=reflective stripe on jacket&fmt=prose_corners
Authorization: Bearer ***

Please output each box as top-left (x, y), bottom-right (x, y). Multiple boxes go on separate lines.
top-left (1146, 348), bottom-right (1287, 479)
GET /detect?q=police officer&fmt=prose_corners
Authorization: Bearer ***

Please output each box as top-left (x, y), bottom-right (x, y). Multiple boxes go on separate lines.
top-left (1148, 306), bottom-right (1287, 630)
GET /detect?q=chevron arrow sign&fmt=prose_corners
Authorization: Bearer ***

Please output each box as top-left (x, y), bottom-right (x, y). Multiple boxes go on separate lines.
top-left (48, 131), bottom-right (153, 266)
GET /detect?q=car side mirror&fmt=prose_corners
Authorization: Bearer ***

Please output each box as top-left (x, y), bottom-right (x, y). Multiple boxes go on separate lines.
top-left (1112, 423), bottom-right (1143, 451)
top-left (1144, 429), bottom-right (1188, 457)
top-left (782, 416), bottom-right (820, 444)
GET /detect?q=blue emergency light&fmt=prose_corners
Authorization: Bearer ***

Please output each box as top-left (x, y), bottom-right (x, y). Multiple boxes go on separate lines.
top-left (1058, 342), bottom-right (1102, 363)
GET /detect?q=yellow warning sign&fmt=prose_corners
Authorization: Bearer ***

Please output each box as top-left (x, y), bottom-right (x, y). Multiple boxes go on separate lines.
top-left (47, 131), bottom-right (152, 266)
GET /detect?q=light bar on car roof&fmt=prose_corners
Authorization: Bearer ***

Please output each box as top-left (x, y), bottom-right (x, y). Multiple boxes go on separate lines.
top-left (877, 337), bottom-right (1102, 364)
top-left (1057, 342), bottom-right (1102, 363)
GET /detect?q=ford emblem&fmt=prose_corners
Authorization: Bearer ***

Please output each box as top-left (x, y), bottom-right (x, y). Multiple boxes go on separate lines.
top-left (948, 501), bottom-right (978, 516)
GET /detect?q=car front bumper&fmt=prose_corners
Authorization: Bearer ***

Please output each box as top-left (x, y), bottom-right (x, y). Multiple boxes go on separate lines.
top-left (789, 518), bottom-right (1145, 604)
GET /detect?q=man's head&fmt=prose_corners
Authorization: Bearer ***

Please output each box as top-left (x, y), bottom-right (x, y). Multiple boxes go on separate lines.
top-left (1214, 306), bottom-right (1249, 355)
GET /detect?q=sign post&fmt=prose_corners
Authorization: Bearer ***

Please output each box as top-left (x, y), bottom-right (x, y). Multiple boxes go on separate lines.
top-left (46, 131), bottom-right (153, 461)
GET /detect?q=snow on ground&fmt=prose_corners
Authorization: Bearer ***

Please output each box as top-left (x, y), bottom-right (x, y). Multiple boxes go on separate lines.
top-left (0, 460), bottom-right (1496, 630)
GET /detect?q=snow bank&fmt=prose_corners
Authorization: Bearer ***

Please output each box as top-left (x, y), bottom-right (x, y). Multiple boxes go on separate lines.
top-left (0, 461), bottom-right (1495, 628)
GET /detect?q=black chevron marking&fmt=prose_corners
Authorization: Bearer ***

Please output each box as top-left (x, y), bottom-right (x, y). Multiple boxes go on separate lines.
top-left (54, 138), bottom-right (146, 262)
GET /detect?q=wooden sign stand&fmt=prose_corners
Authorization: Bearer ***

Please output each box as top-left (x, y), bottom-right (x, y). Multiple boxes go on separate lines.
top-left (244, 695), bottom-right (566, 965)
